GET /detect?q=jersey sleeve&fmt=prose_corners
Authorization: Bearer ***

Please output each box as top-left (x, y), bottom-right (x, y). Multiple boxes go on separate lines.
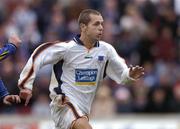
top-left (0, 43), bottom-right (17, 61)
top-left (18, 42), bottom-right (67, 90)
top-left (0, 79), bottom-right (9, 100)
top-left (106, 44), bottom-right (134, 84)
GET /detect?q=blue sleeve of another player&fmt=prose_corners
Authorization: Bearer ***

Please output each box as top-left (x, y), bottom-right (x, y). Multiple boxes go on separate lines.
top-left (0, 43), bottom-right (17, 61)
top-left (0, 79), bottom-right (9, 100)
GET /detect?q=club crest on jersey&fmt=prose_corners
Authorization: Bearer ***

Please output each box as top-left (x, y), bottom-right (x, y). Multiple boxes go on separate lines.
top-left (75, 69), bottom-right (98, 86)
top-left (98, 56), bottom-right (104, 61)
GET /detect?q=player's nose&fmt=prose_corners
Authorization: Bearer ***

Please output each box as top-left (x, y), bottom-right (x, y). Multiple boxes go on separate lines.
top-left (98, 25), bottom-right (103, 32)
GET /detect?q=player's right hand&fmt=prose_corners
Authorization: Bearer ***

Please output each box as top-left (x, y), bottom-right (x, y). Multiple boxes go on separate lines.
top-left (8, 34), bottom-right (22, 47)
top-left (19, 88), bottom-right (32, 106)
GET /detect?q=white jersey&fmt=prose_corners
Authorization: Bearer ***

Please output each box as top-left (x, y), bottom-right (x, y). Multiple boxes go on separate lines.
top-left (18, 35), bottom-right (133, 115)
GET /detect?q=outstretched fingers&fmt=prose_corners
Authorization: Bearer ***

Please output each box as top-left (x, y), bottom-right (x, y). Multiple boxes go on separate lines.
top-left (129, 65), bottom-right (145, 79)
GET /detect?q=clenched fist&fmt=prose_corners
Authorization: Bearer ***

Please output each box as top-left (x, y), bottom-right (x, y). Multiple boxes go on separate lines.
top-left (3, 95), bottom-right (21, 105)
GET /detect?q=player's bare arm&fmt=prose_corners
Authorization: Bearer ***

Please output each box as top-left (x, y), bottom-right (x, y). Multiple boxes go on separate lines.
top-left (8, 34), bottom-right (22, 47)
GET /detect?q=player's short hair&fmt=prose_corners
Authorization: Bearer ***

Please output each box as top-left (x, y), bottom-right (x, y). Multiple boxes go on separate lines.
top-left (78, 9), bottom-right (101, 25)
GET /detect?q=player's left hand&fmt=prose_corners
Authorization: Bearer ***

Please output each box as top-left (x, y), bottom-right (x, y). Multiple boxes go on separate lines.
top-left (129, 65), bottom-right (145, 80)
top-left (3, 95), bottom-right (21, 105)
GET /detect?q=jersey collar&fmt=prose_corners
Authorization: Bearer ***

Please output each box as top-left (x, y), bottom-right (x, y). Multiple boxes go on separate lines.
top-left (73, 34), bottom-right (99, 47)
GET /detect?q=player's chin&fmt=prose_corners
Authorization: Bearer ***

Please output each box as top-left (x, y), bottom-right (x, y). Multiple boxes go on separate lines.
top-left (96, 35), bottom-right (102, 41)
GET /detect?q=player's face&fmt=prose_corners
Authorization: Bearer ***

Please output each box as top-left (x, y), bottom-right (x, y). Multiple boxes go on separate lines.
top-left (85, 14), bottom-right (104, 42)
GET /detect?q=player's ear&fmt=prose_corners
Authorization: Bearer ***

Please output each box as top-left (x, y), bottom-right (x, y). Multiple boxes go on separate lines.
top-left (80, 23), bottom-right (86, 31)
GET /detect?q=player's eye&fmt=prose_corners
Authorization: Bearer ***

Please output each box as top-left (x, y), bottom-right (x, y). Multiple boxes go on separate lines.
top-left (93, 22), bottom-right (103, 26)
top-left (93, 21), bottom-right (99, 25)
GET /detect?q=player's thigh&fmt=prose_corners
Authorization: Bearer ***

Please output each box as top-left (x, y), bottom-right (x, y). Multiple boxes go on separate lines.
top-left (72, 117), bottom-right (92, 129)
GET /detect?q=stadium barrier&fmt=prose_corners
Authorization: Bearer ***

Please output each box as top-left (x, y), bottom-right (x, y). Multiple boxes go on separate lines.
top-left (0, 114), bottom-right (180, 129)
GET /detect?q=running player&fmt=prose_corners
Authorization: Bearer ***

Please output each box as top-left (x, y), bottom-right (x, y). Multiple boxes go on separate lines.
top-left (18, 9), bottom-right (144, 129)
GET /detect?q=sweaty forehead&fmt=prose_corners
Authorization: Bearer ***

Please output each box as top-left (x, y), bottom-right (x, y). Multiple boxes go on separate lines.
top-left (89, 14), bottom-right (104, 23)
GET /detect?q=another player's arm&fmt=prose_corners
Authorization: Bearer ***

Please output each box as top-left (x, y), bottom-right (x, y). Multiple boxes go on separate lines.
top-left (0, 80), bottom-right (10, 100)
top-left (0, 34), bottom-right (21, 61)
top-left (0, 35), bottom-right (21, 105)
top-left (0, 43), bottom-right (17, 61)
top-left (0, 83), bottom-right (21, 105)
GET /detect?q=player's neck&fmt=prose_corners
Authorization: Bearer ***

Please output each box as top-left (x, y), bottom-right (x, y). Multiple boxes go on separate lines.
top-left (80, 35), bottom-right (95, 49)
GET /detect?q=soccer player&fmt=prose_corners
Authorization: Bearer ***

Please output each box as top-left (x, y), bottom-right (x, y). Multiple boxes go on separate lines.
top-left (18, 9), bottom-right (144, 129)
top-left (0, 35), bottom-right (21, 105)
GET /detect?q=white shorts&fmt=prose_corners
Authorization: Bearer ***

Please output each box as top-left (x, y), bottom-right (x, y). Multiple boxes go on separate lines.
top-left (50, 95), bottom-right (88, 129)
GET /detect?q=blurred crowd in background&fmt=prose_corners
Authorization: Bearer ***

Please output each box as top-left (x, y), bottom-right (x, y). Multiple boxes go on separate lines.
top-left (0, 0), bottom-right (180, 118)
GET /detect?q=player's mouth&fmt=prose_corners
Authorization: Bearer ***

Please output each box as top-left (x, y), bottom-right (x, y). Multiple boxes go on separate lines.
top-left (98, 33), bottom-right (102, 37)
